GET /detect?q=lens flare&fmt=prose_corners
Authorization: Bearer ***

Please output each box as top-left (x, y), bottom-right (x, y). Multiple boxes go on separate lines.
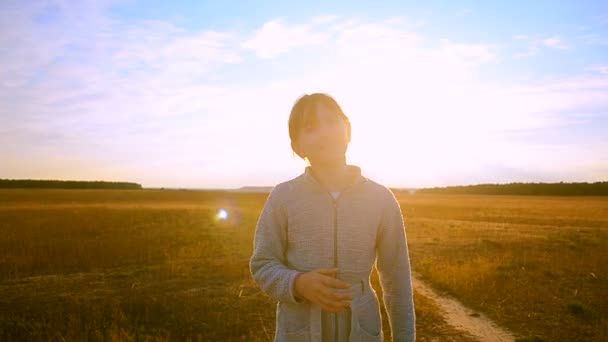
top-left (216, 209), bottom-right (229, 221)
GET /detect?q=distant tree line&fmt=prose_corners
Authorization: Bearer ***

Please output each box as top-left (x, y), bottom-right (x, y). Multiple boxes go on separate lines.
top-left (416, 181), bottom-right (608, 196)
top-left (0, 179), bottom-right (142, 190)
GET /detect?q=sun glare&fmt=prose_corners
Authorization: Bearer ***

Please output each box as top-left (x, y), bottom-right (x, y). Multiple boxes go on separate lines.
top-left (216, 209), bottom-right (229, 221)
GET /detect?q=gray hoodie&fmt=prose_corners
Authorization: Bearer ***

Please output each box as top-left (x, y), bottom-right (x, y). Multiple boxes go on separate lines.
top-left (250, 165), bottom-right (415, 341)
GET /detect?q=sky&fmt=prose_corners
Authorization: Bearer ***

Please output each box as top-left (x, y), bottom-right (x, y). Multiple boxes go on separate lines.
top-left (1, 0), bottom-right (607, 189)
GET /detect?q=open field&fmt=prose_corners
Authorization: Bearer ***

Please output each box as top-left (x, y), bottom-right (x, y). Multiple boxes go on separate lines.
top-left (0, 189), bottom-right (606, 341)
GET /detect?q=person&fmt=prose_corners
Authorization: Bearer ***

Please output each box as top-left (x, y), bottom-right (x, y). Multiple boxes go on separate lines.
top-left (250, 93), bottom-right (415, 341)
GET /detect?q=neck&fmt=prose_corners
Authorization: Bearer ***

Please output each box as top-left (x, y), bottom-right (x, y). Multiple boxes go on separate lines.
top-left (309, 157), bottom-right (349, 192)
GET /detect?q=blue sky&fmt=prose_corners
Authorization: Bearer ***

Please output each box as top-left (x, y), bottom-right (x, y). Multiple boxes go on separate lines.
top-left (1, 0), bottom-right (607, 188)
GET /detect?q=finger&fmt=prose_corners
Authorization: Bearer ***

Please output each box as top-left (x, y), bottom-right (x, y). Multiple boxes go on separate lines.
top-left (325, 277), bottom-right (351, 289)
top-left (316, 296), bottom-right (339, 311)
top-left (321, 287), bottom-right (349, 302)
top-left (319, 299), bottom-right (347, 313)
top-left (315, 268), bottom-right (338, 276)
top-left (320, 292), bottom-right (352, 309)
top-left (317, 291), bottom-right (347, 306)
top-left (320, 286), bottom-right (335, 300)
top-left (329, 291), bottom-right (353, 301)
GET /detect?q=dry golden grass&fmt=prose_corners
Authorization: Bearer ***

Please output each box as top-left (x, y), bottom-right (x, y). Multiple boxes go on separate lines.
top-left (0, 189), bottom-right (606, 341)
top-left (399, 193), bottom-right (608, 342)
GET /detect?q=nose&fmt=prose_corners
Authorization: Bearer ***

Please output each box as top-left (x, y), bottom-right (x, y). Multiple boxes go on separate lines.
top-left (318, 130), bottom-right (336, 146)
top-left (318, 122), bottom-right (335, 139)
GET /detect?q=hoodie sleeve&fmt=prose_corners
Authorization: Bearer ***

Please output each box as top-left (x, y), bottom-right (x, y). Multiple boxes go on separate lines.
top-left (249, 187), bottom-right (303, 304)
top-left (375, 190), bottom-right (416, 342)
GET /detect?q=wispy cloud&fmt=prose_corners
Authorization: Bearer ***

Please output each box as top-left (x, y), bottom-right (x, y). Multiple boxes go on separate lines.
top-left (242, 19), bottom-right (330, 58)
top-left (542, 36), bottom-right (568, 49)
top-left (586, 64), bottom-right (608, 74)
top-left (579, 33), bottom-right (608, 46)
top-left (513, 34), bottom-right (569, 57)
top-left (439, 39), bottom-right (497, 65)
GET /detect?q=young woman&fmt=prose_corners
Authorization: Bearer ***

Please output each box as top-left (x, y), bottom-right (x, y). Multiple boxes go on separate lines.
top-left (250, 93), bottom-right (415, 341)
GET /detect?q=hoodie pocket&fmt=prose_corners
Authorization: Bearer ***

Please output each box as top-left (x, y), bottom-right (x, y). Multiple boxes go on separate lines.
top-left (277, 301), bottom-right (311, 341)
top-left (352, 293), bottom-right (382, 341)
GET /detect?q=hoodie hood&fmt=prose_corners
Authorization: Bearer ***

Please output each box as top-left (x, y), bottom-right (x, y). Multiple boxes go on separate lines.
top-left (302, 164), bottom-right (368, 194)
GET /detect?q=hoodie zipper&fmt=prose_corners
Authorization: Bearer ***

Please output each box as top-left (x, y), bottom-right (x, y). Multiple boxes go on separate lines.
top-left (303, 167), bottom-right (367, 342)
top-left (332, 194), bottom-right (339, 342)
top-left (332, 197), bottom-right (339, 272)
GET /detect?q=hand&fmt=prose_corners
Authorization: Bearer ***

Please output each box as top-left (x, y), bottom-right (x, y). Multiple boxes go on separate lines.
top-left (294, 268), bottom-right (353, 313)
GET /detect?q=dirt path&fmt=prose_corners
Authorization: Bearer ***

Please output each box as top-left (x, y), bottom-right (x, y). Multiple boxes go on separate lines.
top-left (412, 273), bottom-right (516, 342)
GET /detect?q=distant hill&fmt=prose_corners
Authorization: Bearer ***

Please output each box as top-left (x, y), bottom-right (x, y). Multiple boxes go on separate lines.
top-left (0, 179), bottom-right (142, 190)
top-left (390, 188), bottom-right (419, 195)
top-left (231, 186), bottom-right (274, 193)
top-left (231, 186), bottom-right (420, 194)
top-left (417, 181), bottom-right (608, 196)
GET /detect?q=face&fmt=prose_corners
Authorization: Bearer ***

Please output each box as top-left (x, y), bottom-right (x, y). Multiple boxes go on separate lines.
top-left (293, 103), bottom-right (350, 166)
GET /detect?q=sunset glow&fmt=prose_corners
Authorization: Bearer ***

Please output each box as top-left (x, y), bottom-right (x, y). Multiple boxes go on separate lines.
top-left (2, 1), bottom-right (606, 188)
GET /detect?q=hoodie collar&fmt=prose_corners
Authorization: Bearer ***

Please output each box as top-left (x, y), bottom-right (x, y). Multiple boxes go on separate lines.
top-left (303, 164), bottom-right (368, 193)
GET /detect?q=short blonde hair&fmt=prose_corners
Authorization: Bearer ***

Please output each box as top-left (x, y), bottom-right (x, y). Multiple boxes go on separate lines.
top-left (288, 93), bottom-right (351, 159)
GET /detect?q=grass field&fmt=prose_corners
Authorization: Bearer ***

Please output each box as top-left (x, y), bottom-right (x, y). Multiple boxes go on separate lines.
top-left (0, 189), bottom-right (606, 341)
